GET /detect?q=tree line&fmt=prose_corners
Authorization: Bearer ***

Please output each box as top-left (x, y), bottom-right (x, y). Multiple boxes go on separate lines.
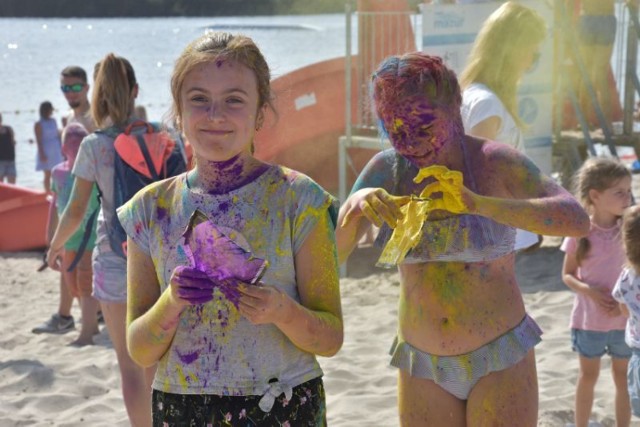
top-left (0, 0), bottom-right (354, 17)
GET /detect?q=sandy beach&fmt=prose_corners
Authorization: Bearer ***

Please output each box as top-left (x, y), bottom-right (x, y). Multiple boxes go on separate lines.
top-left (0, 241), bottom-right (637, 427)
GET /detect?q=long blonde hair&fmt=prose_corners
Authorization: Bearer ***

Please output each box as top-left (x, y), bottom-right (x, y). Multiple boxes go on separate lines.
top-left (91, 54), bottom-right (137, 128)
top-left (459, 1), bottom-right (546, 128)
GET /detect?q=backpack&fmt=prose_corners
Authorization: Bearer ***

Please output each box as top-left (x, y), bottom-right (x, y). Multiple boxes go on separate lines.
top-left (68, 120), bottom-right (187, 270)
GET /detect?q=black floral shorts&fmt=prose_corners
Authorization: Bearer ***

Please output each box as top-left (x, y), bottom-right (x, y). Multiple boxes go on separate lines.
top-left (152, 377), bottom-right (326, 427)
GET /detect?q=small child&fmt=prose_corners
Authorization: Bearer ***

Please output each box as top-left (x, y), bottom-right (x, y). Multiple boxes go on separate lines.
top-left (49, 123), bottom-right (100, 346)
top-left (612, 205), bottom-right (640, 418)
top-left (561, 157), bottom-right (633, 427)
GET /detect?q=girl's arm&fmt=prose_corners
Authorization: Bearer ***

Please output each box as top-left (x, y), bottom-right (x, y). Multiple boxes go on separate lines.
top-left (561, 248), bottom-right (618, 311)
top-left (47, 177), bottom-right (93, 270)
top-left (335, 150), bottom-right (401, 264)
top-left (126, 238), bottom-right (185, 367)
top-left (46, 192), bottom-right (59, 245)
top-left (34, 122), bottom-right (46, 161)
top-left (9, 127), bottom-right (15, 146)
top-left (470, 144), bottom-right (590, 237)
top-left (468, 116), bottom-right (501, 141)
top-left (239, 211), bottom-right (344, 357)
top-left (619, 303), bottom-right (630, 318)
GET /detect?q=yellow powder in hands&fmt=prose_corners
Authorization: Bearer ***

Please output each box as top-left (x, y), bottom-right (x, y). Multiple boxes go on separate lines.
top-left (376, 165), bottom-right (466, 267)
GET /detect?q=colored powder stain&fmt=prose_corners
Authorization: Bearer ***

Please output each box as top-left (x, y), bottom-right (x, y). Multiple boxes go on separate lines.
top-left (157, 206), bottom-right (167, 221)
top-left (176, 366), bottom-right (189, 389)
top-left (544, 218), bottom-right (553, 226)
top-left (134, 221), bottom-right (143, 236)
top-left (393, 117), bottom-right (404, 132)
top-left (434, 278), bottom-right (463, 305)
top-left (177, 349), bottom-right (199, 365)
top-left (459, 353), bottom-right (473, 380)
top-left (218, 201), bottom-right (230, 213)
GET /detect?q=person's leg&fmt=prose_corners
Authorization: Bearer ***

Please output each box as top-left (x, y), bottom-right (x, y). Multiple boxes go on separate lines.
top-left (466, 350), bottom-right (538, 427)
top-left (8, 161), bottom-right (16, 184)
top-left (32, 255), bottom-right (75, 334)
top-left (43, 170), bottom-right (51, 193)
top-left (58, 271), bottom-right (74, 318)
top-left (575, 356), bottom-right (601, 427)
top-left (577, 15), bottom-right (598, 128)
top-left (628, 351), bottom-right (640, 418)
top-left (101, 301), bottom-right (152, 427)
top-left (612, 357), bottom-right (631, 427)
top-left (67, 251), bottom-right (99, 346)
top-left (590, 43), bottom-right (615, 126)
top-left (397, 370), bottom-right (466, 427)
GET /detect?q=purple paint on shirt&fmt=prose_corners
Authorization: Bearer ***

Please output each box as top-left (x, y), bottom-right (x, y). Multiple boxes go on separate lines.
top-left (157, 206), bottom-right (168, 220)
top-left (177, 349), bottom-right (199, 365)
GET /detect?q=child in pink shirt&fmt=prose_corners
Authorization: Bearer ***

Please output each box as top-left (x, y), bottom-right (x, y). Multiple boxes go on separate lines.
top-left (561, 157), bottom-right (633, 427)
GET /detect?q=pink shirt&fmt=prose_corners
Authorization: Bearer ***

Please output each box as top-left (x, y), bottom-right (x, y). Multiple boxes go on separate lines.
top-left (560, 222), bottom-right (627, 332)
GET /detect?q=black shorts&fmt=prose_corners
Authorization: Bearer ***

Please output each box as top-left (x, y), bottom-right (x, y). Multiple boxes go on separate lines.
top-left (152, 377), bottom-right (326, 426)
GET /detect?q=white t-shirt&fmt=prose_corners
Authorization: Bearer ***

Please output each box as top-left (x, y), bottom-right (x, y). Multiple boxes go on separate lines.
top-left (613, 268), bottom-right (640, 348)
top-left (461, 82), bottom-right (537, 250)
top-left (461, 82), bottom-right (526, 154)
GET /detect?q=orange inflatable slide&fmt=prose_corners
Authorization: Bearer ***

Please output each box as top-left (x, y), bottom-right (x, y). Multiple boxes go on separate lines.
top-left (0, 183), bottom-right (48, 252)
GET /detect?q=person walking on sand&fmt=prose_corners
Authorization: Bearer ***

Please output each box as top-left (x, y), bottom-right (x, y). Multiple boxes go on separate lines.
top-left (60, 65), bottom-right (95, 133)
top-left (561, 157), bottom-right (633, 427)
top-left (47, 54), bottom-right (154, 426)
top-left (612, 205), bottom-right (640, 420)
top-left (336, 52), bottom-right (589, 426)
top-left (33, 65), bottom-right (99, 336)
top-left (459, 1), bottom-right (547, 251)
top-left (34, 101), bottom-right (63, 193)
top-left (0, 113), bottom-right (17, 184)
top-left (119, 32), bottom-right (343, 425)
top-left (43, 123), bottom-right (100, 346)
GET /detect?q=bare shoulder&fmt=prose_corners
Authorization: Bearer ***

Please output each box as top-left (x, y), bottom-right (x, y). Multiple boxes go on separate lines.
top-left (466, 137), bottom-right (538, 196)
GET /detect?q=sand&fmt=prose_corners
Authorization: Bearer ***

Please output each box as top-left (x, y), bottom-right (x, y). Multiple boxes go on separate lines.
top-left (0, 242), bottom-right (637, 426)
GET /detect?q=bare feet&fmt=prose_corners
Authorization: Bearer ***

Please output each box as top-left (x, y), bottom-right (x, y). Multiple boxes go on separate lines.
top-left (68, 337), bottom-right (95, 347)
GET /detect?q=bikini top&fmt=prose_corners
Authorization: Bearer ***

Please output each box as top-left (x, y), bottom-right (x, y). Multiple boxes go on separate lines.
top-left (374, 144), bottom-right (516, 264)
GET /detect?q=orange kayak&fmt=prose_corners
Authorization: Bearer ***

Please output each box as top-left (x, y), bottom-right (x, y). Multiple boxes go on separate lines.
top-left (0, 183), bottom-right (48, 252)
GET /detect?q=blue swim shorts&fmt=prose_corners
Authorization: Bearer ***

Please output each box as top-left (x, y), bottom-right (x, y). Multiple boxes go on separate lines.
top-left (571, 329), bottom-right (631, 359)
top-left (0, 160), bottom-right (16, 177)
top-left (389, 314), bottom-right (542, 400)
top-left (579, 15), bottom-right (617, 45)
top-left (628, 349), bottom-right (640, 417)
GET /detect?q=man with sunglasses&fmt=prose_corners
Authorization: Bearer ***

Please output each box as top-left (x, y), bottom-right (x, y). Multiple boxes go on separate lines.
top-left (60, 66), bottom-right (95, 133)
top-left (31, 66), bottom-right (98, 336)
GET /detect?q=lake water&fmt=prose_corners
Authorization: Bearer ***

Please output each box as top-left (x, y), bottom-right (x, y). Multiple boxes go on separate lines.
top-left (0, 14), bottom-right (352, 189)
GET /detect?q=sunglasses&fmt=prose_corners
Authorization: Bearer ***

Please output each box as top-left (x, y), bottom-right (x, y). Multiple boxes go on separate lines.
top-left (60, 83), bottom-right (85, 93)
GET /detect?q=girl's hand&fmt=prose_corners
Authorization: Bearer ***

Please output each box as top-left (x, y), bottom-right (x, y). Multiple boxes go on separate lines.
top-left (238, 283), bottom-right (294, 325)
top-left (606, 304), bottom-right (622, 318)
top-left (414, 165), bottom-right (475, 213)
top-left (586, 287), bottom-right (618, 312)
top-left (39, 153), bottom-right (47, 162)
top-left (46, 246), bottom-right (64, 271)
top-left (169, 265), bottom-right (215, 306)
top-left (341, 188), bottom-right (410, 229)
